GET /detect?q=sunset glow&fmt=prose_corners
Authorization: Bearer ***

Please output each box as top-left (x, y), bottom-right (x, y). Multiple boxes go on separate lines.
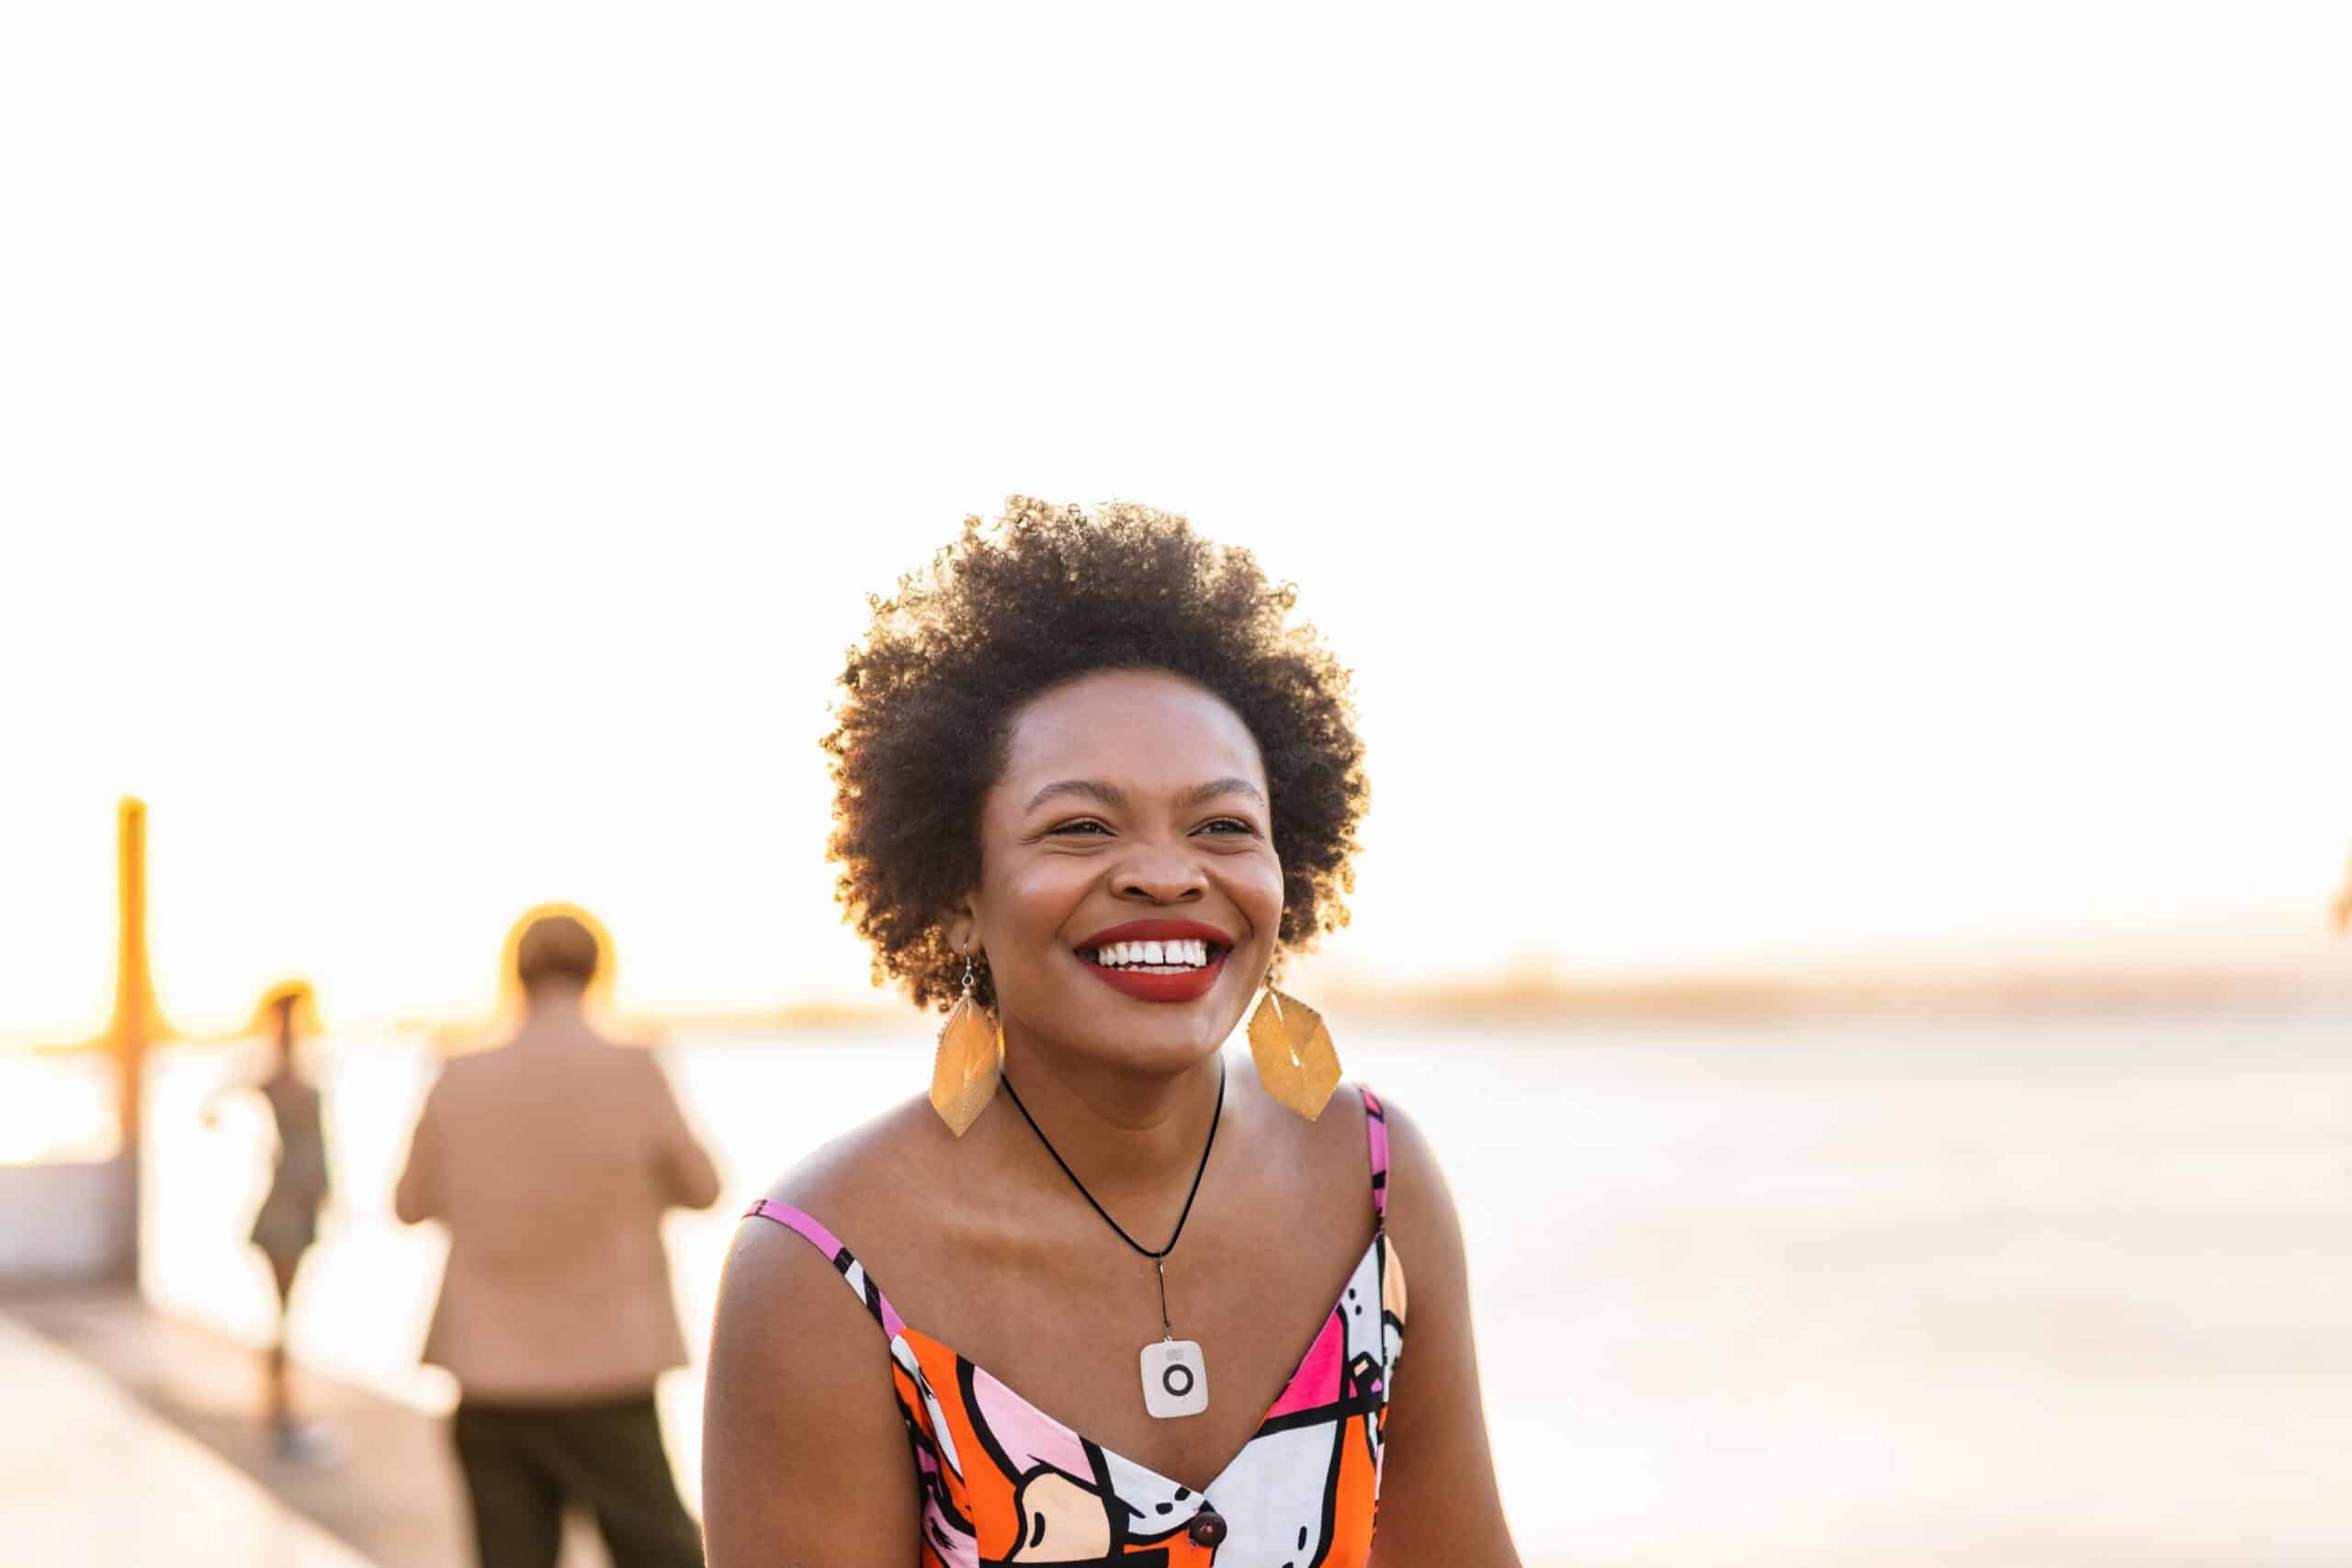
top-left (5, 6), bottom-right (2349, 1047)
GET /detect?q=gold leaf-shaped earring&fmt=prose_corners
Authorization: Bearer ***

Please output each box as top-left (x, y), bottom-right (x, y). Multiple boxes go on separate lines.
top-left (1246, 978), bottom-right (1342, 1120)
top-left (929, 951), bottom-right (1001, 1137)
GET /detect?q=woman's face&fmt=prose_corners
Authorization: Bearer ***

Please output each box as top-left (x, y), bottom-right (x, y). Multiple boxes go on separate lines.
top-left (962, 668), bottom-right (1283, 1077)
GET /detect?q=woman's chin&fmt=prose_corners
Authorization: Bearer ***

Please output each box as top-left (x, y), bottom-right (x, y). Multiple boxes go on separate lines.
top-left (1050, 1000), bottom-right (1240, 1077)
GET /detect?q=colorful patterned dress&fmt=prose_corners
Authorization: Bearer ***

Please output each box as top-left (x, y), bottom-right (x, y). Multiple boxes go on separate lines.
top-left (743, 1087), bottom-right (1405, 1565)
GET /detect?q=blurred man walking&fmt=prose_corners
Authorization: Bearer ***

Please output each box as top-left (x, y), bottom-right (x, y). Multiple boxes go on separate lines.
top-left (397, 909), bottom-right (719, 1568)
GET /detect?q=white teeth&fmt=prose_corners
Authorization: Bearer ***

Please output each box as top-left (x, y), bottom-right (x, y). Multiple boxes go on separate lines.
top-left (1087, 938), bottom-right (1216, 970)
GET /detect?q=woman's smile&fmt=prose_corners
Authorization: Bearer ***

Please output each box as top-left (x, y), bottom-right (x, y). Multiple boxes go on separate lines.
top-left (1071, 919), bottom-right (1235, 1003)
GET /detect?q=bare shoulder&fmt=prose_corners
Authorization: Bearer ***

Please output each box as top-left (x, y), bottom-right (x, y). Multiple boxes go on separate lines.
top-left (1353, 1089), bottom-right (1525, 1566)
top-left (759, 1091), bottom-right (944, 1233)
top-left (715, 1097), bottom-right (927, 1348)
top-left (1231, 1050), bottom-right (1386, 1187)
top-left (1363, 1089), bottom-right (1460, 1249)
top-left (724, 1091), bottom-right (966, 1347)
top-left (704, 1095), bottom-right (937, 1567)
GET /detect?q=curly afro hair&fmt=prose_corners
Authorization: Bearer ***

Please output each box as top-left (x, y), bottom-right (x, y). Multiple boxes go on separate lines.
top-left (824, 498), bottom-right (1369, 1011)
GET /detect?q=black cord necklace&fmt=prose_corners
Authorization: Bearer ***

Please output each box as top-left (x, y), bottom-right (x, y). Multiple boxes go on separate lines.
top-left (999, 1058), bottom-right (1226, 1420)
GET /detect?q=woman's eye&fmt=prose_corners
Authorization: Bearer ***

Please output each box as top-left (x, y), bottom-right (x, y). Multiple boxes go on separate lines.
top-left (1198, 818), bottom-right (1254, 836)
top-left (1050, 819), bottom-right (1111, 836)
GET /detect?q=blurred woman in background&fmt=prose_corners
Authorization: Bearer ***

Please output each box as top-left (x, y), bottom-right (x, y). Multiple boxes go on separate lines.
top-left (207, 979), bottom-right (333, 1462)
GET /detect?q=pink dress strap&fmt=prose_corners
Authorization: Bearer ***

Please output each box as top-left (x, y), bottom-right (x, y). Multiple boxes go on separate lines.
top-left (741, 1199), bottom-right (909, 1342)
top-left (1361, 1084), bottom-right (1391, 1225)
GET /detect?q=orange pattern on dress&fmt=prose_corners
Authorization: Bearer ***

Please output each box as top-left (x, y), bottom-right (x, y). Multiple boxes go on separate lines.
top-left (744, 1088), bottom-right (1402, 1566)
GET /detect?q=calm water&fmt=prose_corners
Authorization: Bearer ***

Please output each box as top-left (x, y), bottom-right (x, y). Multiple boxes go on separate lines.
top-left (140, 1005), bottom-right (2352, 1568)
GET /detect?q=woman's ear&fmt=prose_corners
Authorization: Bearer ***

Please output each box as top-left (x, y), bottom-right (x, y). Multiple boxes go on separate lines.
top-left (943, 894), bottom-right (979, 958)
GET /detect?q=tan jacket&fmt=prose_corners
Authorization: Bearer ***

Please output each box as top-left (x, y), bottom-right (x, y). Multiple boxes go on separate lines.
top-left (394, 1024), bottom-right (720, 1403)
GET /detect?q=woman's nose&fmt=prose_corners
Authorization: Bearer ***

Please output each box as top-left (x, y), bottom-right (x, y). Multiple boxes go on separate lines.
top-left (1113, 841), bottom-right (1206, 903)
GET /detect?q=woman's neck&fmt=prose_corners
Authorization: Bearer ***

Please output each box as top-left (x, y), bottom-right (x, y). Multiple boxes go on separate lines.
top-left (991, 1027), bottom-right (1227, 1215)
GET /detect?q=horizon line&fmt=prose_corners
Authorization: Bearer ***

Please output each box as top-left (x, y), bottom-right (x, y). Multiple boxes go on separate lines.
top-left (11, 953), bottom-right (2348, 1052)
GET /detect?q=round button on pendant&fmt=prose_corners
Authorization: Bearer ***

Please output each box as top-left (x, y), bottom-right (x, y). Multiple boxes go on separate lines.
top-left (1186, 1507), bottom-right (1228, 1549)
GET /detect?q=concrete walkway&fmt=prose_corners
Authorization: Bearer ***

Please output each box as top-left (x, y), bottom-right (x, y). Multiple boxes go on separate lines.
top-left (7, 1287), bottom-right (479, 1565)
top-left (4, 1287), bottom-right (647, 1568)
top-left (8, 1288), bottom-right (633, 1567)
top-left (0, 1307), bottom-right (375, 1568)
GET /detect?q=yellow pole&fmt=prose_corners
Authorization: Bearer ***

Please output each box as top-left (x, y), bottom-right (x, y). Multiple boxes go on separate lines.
top-left (107, 796), bottom-right (163, 1281)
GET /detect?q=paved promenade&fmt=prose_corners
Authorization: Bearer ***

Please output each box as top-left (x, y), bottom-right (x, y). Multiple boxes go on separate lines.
top-left (0, 1306), bottom-right (374, 1568)
top-left (5, 1289), bottom-right (616, 1567)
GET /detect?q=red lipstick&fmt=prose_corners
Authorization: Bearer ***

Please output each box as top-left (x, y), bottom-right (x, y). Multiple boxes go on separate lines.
top-left (1073, 919), bottom-right (1236, 1004)
top-left (1077, 919), bottom-right (1236, 951)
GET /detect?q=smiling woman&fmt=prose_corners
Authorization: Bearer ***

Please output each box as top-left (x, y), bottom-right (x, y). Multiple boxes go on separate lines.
top-left (703, 500), bottom-right (1521, 1566)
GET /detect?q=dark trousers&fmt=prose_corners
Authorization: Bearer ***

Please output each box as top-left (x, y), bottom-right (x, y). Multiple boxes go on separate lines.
top-left (451, 1394), bottom-right (703, 1568)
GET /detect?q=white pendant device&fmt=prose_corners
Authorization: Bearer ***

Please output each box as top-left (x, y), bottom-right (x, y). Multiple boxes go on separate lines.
top-left (1141, 1337), bottom-right (1210, 1419)
top-left (999, 1062), bottom-right (1227, 1424)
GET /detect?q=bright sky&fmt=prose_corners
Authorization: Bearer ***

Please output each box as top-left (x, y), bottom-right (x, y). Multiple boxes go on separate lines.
top-left (5, 5), bottom-right (2349, 1043)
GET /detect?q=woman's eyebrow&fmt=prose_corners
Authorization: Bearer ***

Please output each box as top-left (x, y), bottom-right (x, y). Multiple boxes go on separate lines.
top-left (1182, 777), bottom-right (1267, 807)
top-left (1025, 779), bottom-right (1128, 811)
top-left (1023, 777), bottom-right (1266, 811)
